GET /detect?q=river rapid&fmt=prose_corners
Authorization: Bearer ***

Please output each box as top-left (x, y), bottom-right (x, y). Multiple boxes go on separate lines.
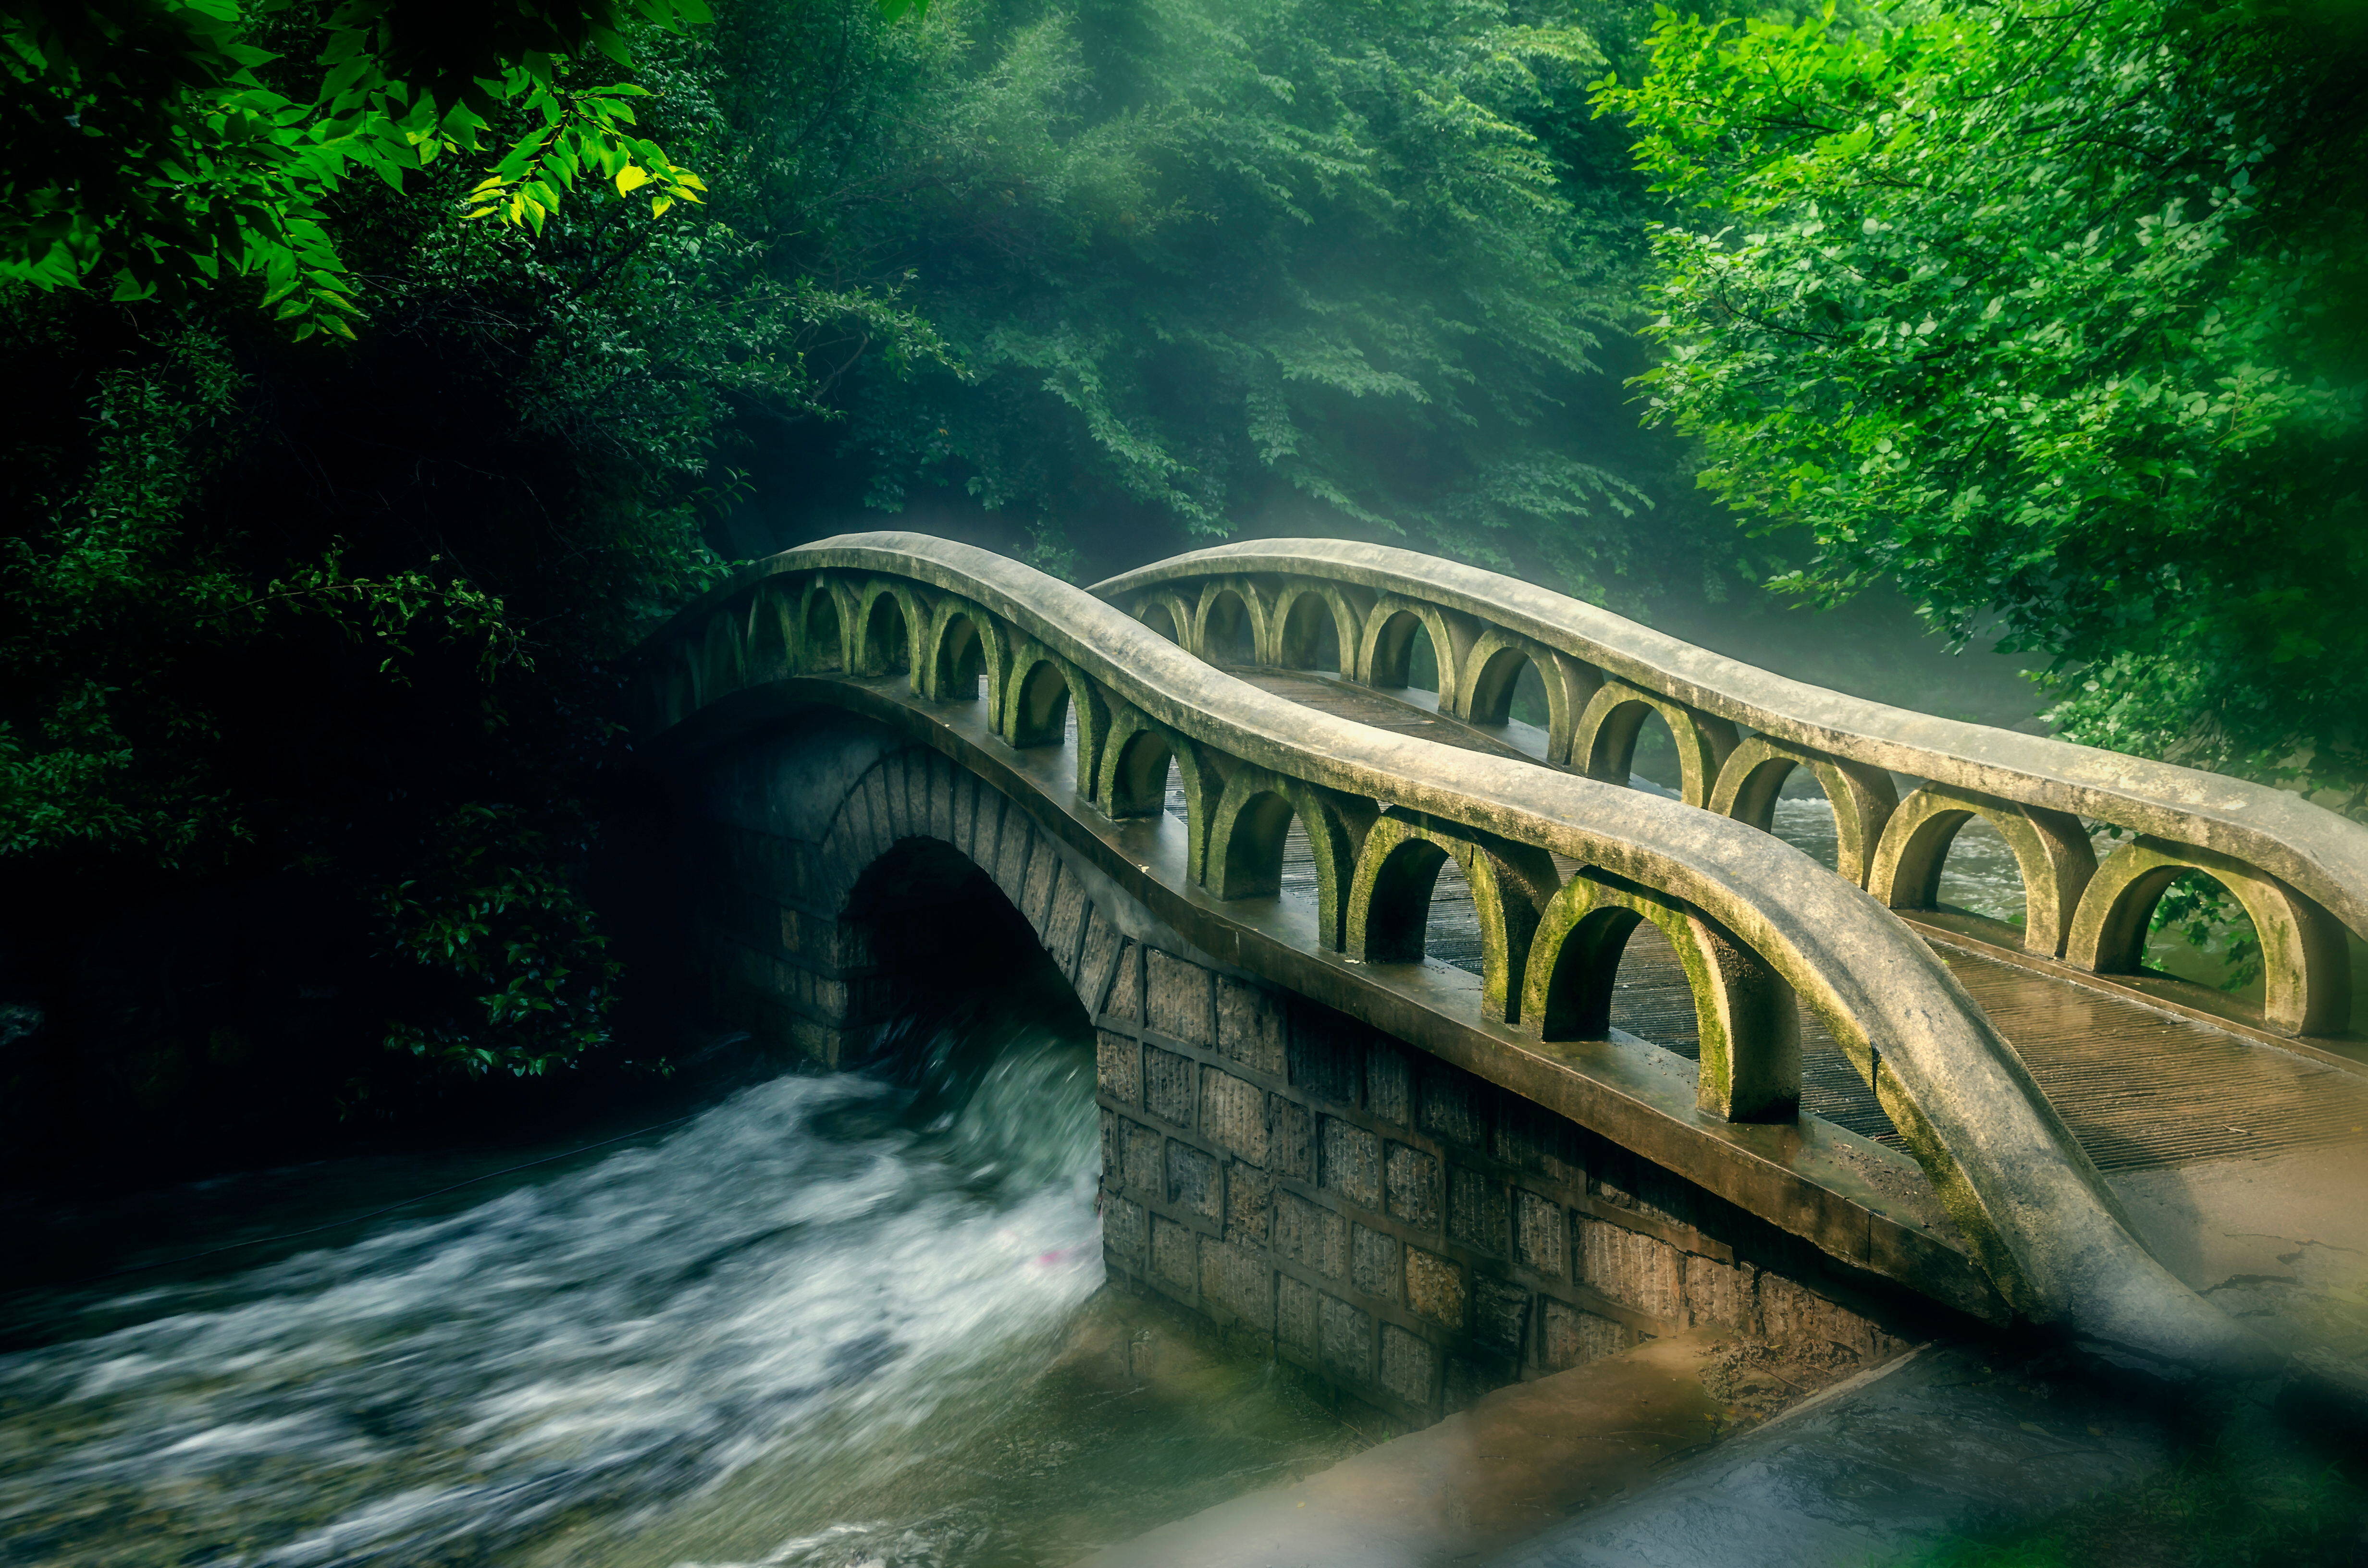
top-left (0, 1025), bottom-right (1355, 1568)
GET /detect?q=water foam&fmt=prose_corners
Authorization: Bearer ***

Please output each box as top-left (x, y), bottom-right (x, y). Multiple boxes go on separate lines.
top-left (0, 1030), bottom-right (1102, 1568)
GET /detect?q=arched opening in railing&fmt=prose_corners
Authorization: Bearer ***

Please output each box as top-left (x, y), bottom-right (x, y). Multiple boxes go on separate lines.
top-left (1581, 699), bottom-right (1684, 796)
top-left (1527, 906), bottom-right (1712, 1065)
top-left (747, 591), bottom-right (792, 678)
top-left (1465, 648), bottom-right (1550, 731)
top-left (804, 589), bottom-right (844, 672)
top-left (1523, 876), bottom-right (1801, 1121)
top-left (1713, 742), bottom-right (1910, 884)
top-left (861, 593), bottom-right (911, 675)
top-left (1139, 600), bottom-right (1180, 643)
top-left (1201, 588), bottom-right (1257, 666)
top-left (1723, 755), bottom-right (1842, 875)
top-left (1932, 818), bottom-right (2031, 929)
top-left (1277, 592), bottom-right (1341, 673)
top-left (1215, 788), bottom-right (1297, 899)
top-left (1010, 660), bottom-right (1072, 747)
top-left (1354, 836), bottom-right (1453, 965)
top-left (1526, 904), bottom-right (1638, 1042)
top-left (935, 612), bottom-right (987, 700)
top-left (1106, 728), bottom-right (1174, 818)
top-left (1870, 786), bottom-right (2097, 958)
top-left (1369, 611), bottom-right (1438, 695)
top-left (2131, 869), bottom-right (2267, 1005)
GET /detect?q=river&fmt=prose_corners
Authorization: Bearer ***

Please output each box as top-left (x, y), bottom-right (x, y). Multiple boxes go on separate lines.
top-left (0, 1021), bottom-right (1358, 1568)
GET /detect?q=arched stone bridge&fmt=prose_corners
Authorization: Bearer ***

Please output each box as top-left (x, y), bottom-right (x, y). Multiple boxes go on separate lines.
top-left (635, 532), bottom-right (2368, 1418)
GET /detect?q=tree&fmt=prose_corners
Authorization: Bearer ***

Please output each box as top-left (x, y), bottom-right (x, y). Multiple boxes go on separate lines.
top-left (0, 0), bottom-right (950, 1140)
top-left (1598, 0), bottom-right (2368, 805)
top-left (728, 0), bottom-right (1704, 599)
top-left (0, 0), bottom-right (711, 336)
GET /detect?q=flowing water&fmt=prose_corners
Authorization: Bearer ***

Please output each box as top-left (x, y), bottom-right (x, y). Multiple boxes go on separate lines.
top-left (0, 1025), bottom-right (1359, 1568)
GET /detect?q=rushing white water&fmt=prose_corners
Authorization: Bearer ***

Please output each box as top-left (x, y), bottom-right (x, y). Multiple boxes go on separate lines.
top-left (0, 1030), bottom-right (1106, 1568)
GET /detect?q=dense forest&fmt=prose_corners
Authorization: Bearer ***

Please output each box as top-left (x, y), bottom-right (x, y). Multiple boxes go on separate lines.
top-left (1, 0), bottom-right (2360, 1179)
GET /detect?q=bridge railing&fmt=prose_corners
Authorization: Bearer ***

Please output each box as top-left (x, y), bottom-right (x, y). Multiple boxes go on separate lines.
top-left (1093, 540), bottom-right (2368, 1041)
top-left (636, 531), bottom-right (2259, 1372)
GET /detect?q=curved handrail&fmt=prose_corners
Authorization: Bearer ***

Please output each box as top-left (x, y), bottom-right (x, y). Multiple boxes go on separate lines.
top-left (641, 531), bottom-right (2265, 1375)
top-left (1097, 540), bottom-right (2368, 1041)
top-left (1096, 539), bottom-right (2368, 943)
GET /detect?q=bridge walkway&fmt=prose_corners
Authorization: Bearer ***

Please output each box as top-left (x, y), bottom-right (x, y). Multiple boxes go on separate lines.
top-left (1224, 665), bottom-right (2368, 1184)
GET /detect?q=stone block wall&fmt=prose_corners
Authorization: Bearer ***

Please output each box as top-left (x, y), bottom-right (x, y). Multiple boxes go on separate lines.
top-left (1093, 942), bottom-right (1908, 1427)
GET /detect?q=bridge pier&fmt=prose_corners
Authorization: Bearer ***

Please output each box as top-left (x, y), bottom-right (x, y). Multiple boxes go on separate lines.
top-left (679, 710), bottom-right (1914, 1429)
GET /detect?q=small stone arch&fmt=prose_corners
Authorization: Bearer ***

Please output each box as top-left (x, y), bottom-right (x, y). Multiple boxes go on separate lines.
top-left (1005, 653), bottom-right (1075, 748)
top-left (1345, 813), bottom-right (1556, 1025)
top-left (1709, 735), bottom-right (1900, 887)
top-left (1099, 715), bottom-right (1175, 817)
top-left (2064, 835), bottom-right (2351, 1036)
top-left (745, 583), bottom-right (797, 680)
top-left (856, 582), bottom-right (918, 679)
top-left (925, 602), bottom-right (1001, 707)
top-left (808, 748), bottom-right (1133, 1066)
top-left (1867, 783), bottom-right (2096, 957)
top-left (1521, 870), bottom-right (1801, 1123)
top-left (1194, 581), bottom-right (1265, 666)
top-left (1570, 680), bottom-right (1739, 808)
top-left (1455, 631), bottom-right (1591, 762)
top-left (996, 645), bottom-right (1110, 791)
top-left (1132, 592), bottom-right (1193, 646)
top-left (1099, 710), bottom-right (1218, 877)
top-left (801, 580), bottom-right (847, 672)
top-left (696, 612), bottom-right (743, 707)
top-left (1357, 597), bottom-right (1460, 699)
top-left (1201, 764), bottom-right (1371, 949)
top-left (1273, 583), bottom-right (1355, 673)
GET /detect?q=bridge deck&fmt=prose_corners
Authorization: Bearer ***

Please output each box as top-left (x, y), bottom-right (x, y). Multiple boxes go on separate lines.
top-left (1219, 666), bottom-right (2368, 1181)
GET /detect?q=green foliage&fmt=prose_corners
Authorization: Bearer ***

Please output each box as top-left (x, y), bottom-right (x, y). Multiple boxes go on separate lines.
top-left (2147, 871), bottom-right (2264, 992)
top-left (0, 0), bottom-right (714, 335)
top-left (377, 802), bottom-right (620, 1079)
top-left (737, 0), bottom-right (1700, 597)
top-left (0, 0), bottom-right (975, 1127)
top-left (0, 315), bottom-right (523, 866)
top-left (1598, 0), bottom-right (2368, 800)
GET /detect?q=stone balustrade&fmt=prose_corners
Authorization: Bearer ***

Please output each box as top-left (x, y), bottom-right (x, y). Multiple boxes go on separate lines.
top-left (1096, 540), bottom-right (2368, 1041)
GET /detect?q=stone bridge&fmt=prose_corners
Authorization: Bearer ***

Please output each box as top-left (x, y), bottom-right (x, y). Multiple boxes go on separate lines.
top-left (634, 533), bottom-right (2368, 1423)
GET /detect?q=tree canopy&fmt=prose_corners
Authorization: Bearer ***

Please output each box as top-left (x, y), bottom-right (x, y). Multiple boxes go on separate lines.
top-left (1, 0), bottom-right (712, 334)
top-left (715, 0), bottom-right (1698, 594)
top-left (1598, 0), bottom-right (2368, 804)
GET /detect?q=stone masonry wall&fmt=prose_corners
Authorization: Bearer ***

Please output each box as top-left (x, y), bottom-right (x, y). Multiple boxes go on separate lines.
top-left (690, 727), bottom-right (1906, 1430)
top-left (1092, 946), bottom-right (1908, 1427)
